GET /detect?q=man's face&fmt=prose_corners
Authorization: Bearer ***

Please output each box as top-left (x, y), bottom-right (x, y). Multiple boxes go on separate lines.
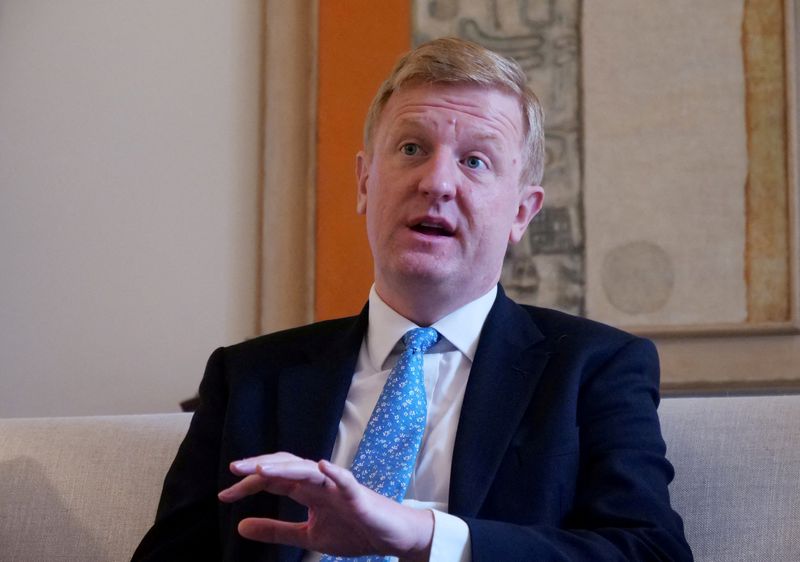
top-left (356, 82), bottom-right (543, 305)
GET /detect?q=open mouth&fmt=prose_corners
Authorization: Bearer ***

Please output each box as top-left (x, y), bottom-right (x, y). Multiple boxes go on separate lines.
top-left (410, 221), bottom-right (455, 237)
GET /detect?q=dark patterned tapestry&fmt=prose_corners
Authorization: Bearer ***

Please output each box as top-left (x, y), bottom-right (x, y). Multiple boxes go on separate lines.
top-left (414, 0), bottom-right (584, 316)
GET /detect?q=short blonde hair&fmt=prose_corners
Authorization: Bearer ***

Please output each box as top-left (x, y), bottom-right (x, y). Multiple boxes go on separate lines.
top-left (364, 37), bottom-right (545, 185)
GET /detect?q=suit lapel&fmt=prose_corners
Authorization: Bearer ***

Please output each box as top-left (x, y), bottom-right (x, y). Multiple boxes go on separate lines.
top-left (262, 293), bottom-right (549, 557)
top-left (272, 307), bottom-right (368, 562)
top-left (448, 289), bottom-right (551, 517)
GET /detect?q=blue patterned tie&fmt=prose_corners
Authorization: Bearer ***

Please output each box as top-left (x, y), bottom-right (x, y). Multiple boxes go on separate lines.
top-left (320, 327), bottom-right (439, 562)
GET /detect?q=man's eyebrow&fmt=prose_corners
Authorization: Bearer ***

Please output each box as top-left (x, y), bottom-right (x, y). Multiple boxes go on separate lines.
top-left (392, 118), bottom-right (505, 147)
top-left (473, 131), bottom-right (503, 145)
top-left (391, 115), bottom-right (506, 152)
top-left (466, 131), bottom-right (508, 155)
top-left (391, 116), bottom-right (435, 132)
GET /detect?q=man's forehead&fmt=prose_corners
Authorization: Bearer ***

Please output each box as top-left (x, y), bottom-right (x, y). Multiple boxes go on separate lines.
top-left (390, 114), bottom-right (508, 146)
top-left (377, 83), bottom-right (525, 139)
top-left (386, 81), bottom-right (519, 110)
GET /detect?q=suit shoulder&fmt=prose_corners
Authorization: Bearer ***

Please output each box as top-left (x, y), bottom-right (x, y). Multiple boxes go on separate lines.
top-left (517, 303), bottom-right (651, 351)
top-left (223, 315), bottom-right (364, 358)
top-left (511, 303), bottom-right (660, 390)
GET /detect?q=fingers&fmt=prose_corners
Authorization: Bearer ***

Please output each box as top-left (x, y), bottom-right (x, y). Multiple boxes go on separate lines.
top-left (225, 457), bottom-right (426, 557)
top-left (318, 460), bottom-right (360, 500)
top-left (230, 451), bottom-right (300, 475)
top-left (220, 456), bottom-right (334, 504)
top-left (218, 474), bottom-right (275, 503)
top-left (237, 517), bottom-right (309, 548)
top-left (258, 460), bottom-right (327, 485)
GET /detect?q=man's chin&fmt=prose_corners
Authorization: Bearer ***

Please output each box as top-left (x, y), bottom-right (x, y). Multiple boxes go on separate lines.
top-left (395, 268), bottom-right (451, 287)
top-left (388, 253), bottom-right (455, 281)
top-left (387, 260), bottom-right (456, 290)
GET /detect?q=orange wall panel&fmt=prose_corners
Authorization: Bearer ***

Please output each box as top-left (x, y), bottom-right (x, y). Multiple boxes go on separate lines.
top-left (315, 1), bottom-right (411, 320)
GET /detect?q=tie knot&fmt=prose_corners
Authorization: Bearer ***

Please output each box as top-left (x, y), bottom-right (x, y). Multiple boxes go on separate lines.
top-left (402, 327), bottom-right (439, 354)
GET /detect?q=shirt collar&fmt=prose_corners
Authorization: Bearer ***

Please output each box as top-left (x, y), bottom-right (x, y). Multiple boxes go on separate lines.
top-left (365, 285), bottom-right (498, 371)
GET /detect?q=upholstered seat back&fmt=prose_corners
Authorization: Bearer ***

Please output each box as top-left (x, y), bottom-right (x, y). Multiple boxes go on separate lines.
top-left (660, 395), bottom-right (800, 561)
top-left (1, 396), bottom-right (798, 561)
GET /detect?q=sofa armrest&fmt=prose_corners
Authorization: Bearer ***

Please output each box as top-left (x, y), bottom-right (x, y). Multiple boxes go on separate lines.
top-left (0, 413), bottom-right (190, 562)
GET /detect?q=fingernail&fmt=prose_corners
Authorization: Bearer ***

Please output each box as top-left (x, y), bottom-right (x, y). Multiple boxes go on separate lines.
top-left (232, 460), bottom-right (254, 472)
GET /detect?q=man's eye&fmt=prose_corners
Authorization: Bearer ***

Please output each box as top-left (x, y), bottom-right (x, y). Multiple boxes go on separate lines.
top-left (464, 156), bottom-right (487, 170)
top-left (401, 143), bottom-right (420, 156)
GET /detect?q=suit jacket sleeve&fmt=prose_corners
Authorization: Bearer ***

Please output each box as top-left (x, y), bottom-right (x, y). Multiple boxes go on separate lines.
top-left (462, 334), bottom-right (692, 561)
top-left (132, 315), bottom-right (362, 562)
top-left (131, 347), bottom-right (229, 561)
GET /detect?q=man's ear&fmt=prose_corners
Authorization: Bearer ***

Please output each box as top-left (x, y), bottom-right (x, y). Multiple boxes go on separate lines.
top-left (509, 185), bottom-right (544, 244)
top-left (356, 151), bottom-right (369, 215)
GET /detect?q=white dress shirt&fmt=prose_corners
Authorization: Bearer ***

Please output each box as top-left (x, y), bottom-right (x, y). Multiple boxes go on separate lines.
top-left (304, 285), bottom-right (497, 562)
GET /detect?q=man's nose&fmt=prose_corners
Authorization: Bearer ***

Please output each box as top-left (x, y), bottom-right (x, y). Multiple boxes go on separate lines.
top-left (417, 151), bottom-right (457, 201)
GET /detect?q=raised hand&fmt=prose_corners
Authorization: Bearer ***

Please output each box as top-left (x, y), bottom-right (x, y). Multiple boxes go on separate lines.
top-left (218, 452), bottom-right (433, 561)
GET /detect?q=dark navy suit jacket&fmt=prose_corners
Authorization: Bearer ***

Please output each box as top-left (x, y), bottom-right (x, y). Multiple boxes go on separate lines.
top-left (133, 287), bottom-right (692, 561)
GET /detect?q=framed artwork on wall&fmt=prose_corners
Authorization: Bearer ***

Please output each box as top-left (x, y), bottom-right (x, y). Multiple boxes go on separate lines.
top-left (414, 0), bottom-right (799, 336)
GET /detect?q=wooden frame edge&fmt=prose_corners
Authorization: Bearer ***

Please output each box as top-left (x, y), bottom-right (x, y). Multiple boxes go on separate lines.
top-left (629, 1), bottom-right (800, 338)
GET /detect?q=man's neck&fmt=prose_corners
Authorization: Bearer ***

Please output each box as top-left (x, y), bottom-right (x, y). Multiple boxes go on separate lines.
top-left (373, 279), bottom-right (498, 326)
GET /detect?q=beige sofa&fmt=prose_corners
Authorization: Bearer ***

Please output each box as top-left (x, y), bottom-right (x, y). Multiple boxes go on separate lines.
top-left (1, 395), bottom-right (798, 561)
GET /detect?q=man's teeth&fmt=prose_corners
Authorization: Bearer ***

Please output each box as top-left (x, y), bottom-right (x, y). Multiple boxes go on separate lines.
top-left (413, 222), bottom-right (453, 236)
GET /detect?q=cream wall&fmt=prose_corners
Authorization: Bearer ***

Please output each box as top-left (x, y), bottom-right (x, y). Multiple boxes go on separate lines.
top-left (0, 1), bottom-right (263, 416)
top-left (1, 2), bottom-right (797, 419)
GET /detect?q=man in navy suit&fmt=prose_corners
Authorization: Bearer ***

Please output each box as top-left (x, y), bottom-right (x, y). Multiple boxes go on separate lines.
top-left (134, 38), bottom-right (692, 561)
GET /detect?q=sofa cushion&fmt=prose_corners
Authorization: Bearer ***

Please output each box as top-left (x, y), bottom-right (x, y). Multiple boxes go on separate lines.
top-left (660, 395), bottom-right (800, 561)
